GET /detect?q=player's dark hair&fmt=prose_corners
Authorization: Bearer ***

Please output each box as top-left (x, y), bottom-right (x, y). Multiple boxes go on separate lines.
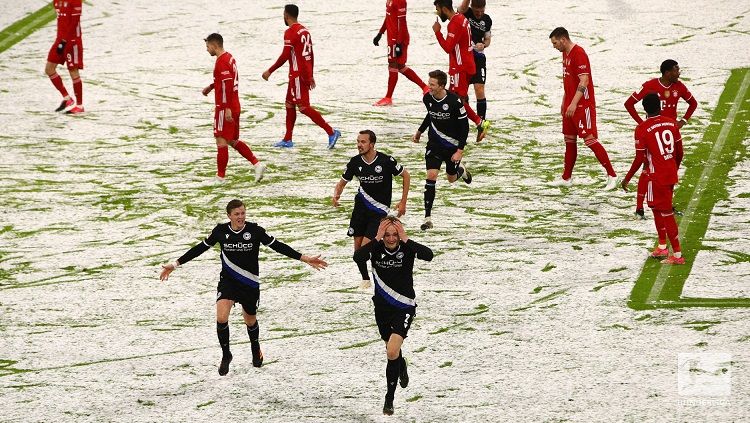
top-left (284, 4), bottom-right (299, 18)
top-left (471, 0), bottom-right (486, 8)
top-left (433, 0), bottom-right (453, 11)
top-left (428, 70), bottom-right (448, 87)
top-left (226, 199), bottom-right (245, 214)
top-left (642, 93), bottom-right (661, 116)
top-left (549, 27), bottom-right (569, 40)
top-left (204, 33), bottom-right (223, 47)
top-left (660, 59), bottom-right (678, 75)
top-left (359, 130), bottom-right (377, 144)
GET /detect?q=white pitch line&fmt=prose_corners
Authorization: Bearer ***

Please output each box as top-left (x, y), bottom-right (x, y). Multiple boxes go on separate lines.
top-left (0, 8), bottom-right (55, 52)
top-left (646, 69), bottom-right (750, 305)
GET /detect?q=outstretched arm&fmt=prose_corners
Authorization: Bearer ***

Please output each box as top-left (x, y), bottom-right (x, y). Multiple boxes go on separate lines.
top-left (159, 240), bottom-right (212, 281)
top-left (266, 237), bottom-right (327, 270)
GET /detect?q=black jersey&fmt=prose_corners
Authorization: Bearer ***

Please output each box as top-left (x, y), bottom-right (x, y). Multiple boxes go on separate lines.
top-left (341, 152), bottom-right (404, 215)
top-left (353, 239), bottom-right (433, 310)
top-left (463, 10), bottom-right (492, 48)
top-left (418, 91), bottom-right (469, 151)
top-left (177, 221), bottom-right (302, 288)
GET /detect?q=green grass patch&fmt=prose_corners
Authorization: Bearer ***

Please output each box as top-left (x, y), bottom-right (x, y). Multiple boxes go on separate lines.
top-left (0, 4), bottom-right (56, 54)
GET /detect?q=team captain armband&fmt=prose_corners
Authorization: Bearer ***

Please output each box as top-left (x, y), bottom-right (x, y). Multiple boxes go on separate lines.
top-left (577, 86), bottom-right (586, 93)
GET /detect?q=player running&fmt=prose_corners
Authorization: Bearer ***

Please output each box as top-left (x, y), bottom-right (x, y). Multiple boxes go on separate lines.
top-left (548, 27), bottom-right (617, 190)
top-left (621, 94), bottom-right (685, 264)
top-left (262, 4), bottom-right (341, 149)
top-left (412, 70), bottom-right (472, 231)
top-left (353, 218), bottom-right (433, 415)
top-left (458, 0), bottom-right (492, 120)
top-left (372, 0), bottom-right (429, 106)
top-left (203, 33), bottom-right (267, 183)
top-left (623, 59), bottom-right (698, 219)
top-left (332, 130), bottom-right (410, 288)
top-left (45, 0), bottom-right (84, 114)
top-left (432, 0), bottom-right (490, 142)
top-left (159, 199), bottom-right (328, 375)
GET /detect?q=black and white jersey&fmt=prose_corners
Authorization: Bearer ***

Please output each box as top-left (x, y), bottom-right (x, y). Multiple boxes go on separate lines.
top-left (177, 221), bottom-right (302, 288)
top-left (463, 9), bottom-right (492, 50)
top-left (353, 239), bottom-right (434, 310)
top-left (341, 152), bottom-right (404, 214)
top-left (418, 91), bottom-right (469, 151)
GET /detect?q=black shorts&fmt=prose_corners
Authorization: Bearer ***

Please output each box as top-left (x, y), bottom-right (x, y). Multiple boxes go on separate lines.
top-left (348, 201), bottom-right (385, 240)
top-left (373, 299), bottom-right (416, 342)
top-left (217, 276), bottom-right (260, 315)
top-left (425, 146), bottom-right (461, 175)
top-left (469, 52), bottom-right (486, 85)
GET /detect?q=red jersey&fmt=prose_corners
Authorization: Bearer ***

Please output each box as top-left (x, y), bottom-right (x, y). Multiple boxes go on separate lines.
top-left (634, 116), bottom-right (682, 185)
top-left (436, 14), bottom-right (475, 73)
top-left (268, 23), bottom-right (314, 82)
top-left (562, 44), bottom-right (595, 108)
top-left (214, 52), bottom-right (240, 112)
top-left (379, 0), bottom-right (409, 45)
top-left (626, 78), bottom-right (697, 123)
top-left (54, 0), bottom-right (82, 42)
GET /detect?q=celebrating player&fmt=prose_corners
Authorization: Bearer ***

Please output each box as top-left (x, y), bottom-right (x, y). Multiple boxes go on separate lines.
top-left (159, 199), bottom-right (328, 375)
top-left (372, 0), bottom-right (428, 106)
top-left (412, 70), bottom-right (472, 231)
top-left (623, 59), bottom-right (698, 218)
top-left (549, 27), bottom-right (617, 190)
top-left (332, 130), bottom-right (410, 288)
top-left (458, 0), bottom-right (492, 120)
top-left (353, 218), bottom-right (433, 415)
top-left (202, 33), bottom-right (267, 183)
top-left (432, 0), bottom-right (490, 142)
top-left (262, 4), bottom-right (341, 149)
top-left (45, 0), bottom-right (84, 114)
top-left (621, 94), bottom-right (685, 264)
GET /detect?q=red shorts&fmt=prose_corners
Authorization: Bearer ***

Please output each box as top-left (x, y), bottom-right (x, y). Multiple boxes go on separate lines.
top-left (213, 107), bottom-right (240, 141)
top-left (286, 76), bottom-right (310, 107)
top-left (387, 42), bottom-right (408, 65)
top-left (646, 181), bottom-right (674, 211)
top-left (562, 104), bottom-right (598, 139)
top-left (47, 39), bottom-right (84, 70)
top-left (448, 69), bottom-right (472, 98)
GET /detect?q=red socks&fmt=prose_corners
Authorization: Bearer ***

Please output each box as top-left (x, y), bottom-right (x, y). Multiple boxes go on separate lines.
top-left (636, 172), bottom-right (648, 210)
top-left (662, 211), bottom-right (681, 253)
top-left (72, 77), bottom-right (82, 106)
top-left (652, 210), bottom-right (667, 246)
top-left (284, 106), bottom-right (296, 141)
top-left (585, 138), bottom-right (616, 177)
top-left (386, 67), bottom-right (398, 98)
top-left (233, 140), bottom-right (259, 165)
top-left (399, 66), bottom-right (426, 91)
top-left (562, 140), bottom-right (577, 180)
top-left (49, 73), bottom-right (69, 98)
top-left (217, 146), bottom-right (229, 178)
top-left (300, 106), bottom-right (333, 136)
top-left (463, 100), bottom-right (482, 126)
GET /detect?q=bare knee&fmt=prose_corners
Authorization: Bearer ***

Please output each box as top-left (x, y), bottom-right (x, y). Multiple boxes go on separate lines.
top-left (215, 137), bottom-right (229, 147)
top-left (44, 62), bottom-right (56, 76)
top-left (386, 344), bottom-right (400, 360)
top-left (68, 68), bottom-right (80, 79)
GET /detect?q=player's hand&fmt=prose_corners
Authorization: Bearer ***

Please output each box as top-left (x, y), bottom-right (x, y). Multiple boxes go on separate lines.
top-left (393, 219), bottom-right (408, 243)
top-left (412, 131), bottom-right (422, 143)
top-left (451, 149), bottom-right (463, 163)
top-left (373, 32), bottom-right (383, 46)
top-left (159, 263), bottom-right (176, 281)
top-left (301, 254), bottom-right (328, 270)
top-left (678, 119), bottom-right (687, 129)
top-left (475, 42), bottom-right (485, 52)
top-left (201, 85), bottom-right (213, 96)
top-left (621, 179), bottom-right (630, 192)
top-left (56, 40), bottom-right (66, 55)
top-left (332, 195), bottom-right (340, 207)
top-left (396, 200), bottom-right (406, 217)
top-left (394, 44), bottom-right (403, 57)
top-left (565, 103), bottom-right (576, 118)
top-left (224, 108), bottom-right (233, 122)
top-left (432, 21), bottom-right (441, 33)
top-left (309, 77), bottom-right (316, 90)
top-left (375, 218), bottom-right (391, 241)
top-left (262, 70), bottom-right (271, 81)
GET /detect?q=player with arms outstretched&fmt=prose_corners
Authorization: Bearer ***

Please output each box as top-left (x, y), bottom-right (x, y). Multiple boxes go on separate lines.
top-left (372, 0), bottom-right (428, 106)
top-left (621, 94), bottom-right (685, 264)
top-left (262, 4), bottom-right (341, 149)
top-left (45, 0), bottom-right (84, 114)
top-left (623, 59), bottom-right (697, 218)
top-left (159, 199), bottom-right (328, 375)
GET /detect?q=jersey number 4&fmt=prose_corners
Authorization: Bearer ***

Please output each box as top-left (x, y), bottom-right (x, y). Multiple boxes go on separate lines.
top-left (232, 62), bottom-right (239, 92)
